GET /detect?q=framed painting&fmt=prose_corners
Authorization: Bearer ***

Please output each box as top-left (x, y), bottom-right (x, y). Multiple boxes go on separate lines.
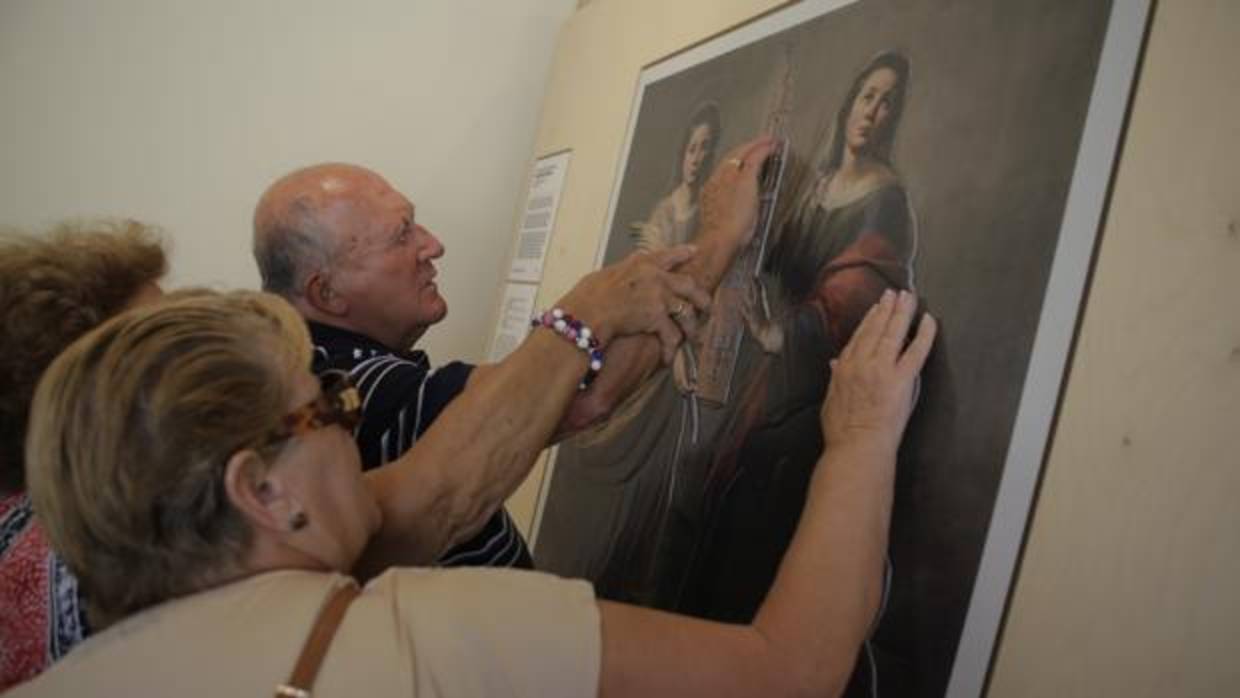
top-left (532, 0), bottom-right (1151, 695)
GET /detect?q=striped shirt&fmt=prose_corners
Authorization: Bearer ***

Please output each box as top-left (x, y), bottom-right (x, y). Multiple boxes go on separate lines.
top-left (308, 321), bottom-right (532, 569)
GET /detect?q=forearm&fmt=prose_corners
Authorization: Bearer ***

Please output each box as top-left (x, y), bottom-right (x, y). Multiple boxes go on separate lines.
top-left (596, 441), bottom-right (895, 698)
top-left (684, 230), bottom-right (742, 294)
top-left (751, 440), bottom-right (896, 694)
top-left (598, 289), bottom-right (928, 698)
top-left (554, 334), bottom-right (661, 439)
top-left (361, 329), bottom-right (587, 568)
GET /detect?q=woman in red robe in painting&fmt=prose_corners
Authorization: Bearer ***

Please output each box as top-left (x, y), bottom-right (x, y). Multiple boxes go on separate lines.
top-left (675, 51), bottom-right (923, 695)
top-left (539, 53), bottom-right (922, 617)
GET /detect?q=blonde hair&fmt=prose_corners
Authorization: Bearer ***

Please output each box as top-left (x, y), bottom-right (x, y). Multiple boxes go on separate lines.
top-left (0, 220), bottom-right (166, 492)
top-left (26, 290), bottom-right (312, 627)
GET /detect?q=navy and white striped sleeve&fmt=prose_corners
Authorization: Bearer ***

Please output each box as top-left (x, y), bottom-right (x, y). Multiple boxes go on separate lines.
top-left (347, 355), bottom-right (473, 469)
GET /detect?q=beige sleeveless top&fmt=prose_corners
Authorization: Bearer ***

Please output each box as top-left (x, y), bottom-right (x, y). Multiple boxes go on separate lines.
top-left (11, 567), bottom-right (600, 697)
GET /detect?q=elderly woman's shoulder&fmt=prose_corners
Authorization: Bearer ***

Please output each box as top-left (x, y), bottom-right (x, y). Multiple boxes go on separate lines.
top-left (357, 567), bottom-right (601, 695)
top-left (4, 570), bottom-right (348, 696)
top-left (366, 565), bottom-right (596, 614)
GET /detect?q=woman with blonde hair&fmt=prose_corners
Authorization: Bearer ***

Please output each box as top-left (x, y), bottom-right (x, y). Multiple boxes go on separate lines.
top-left (16, 272), bottom-right (933, 696)
top-left (0, 221), bottom-right (165, 689)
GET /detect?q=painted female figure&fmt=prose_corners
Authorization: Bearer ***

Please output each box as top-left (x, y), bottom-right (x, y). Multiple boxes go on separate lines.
top-left (631, 102), bottom-right (722, 252)
top-left (541, 50), bottom-right (952, 695)
top-left (535, 101), bottom-right (727, 599)
top-left (540, 55), bottom-right (920, 618)
top-left (752, 51), bottom-right (915, 359)
top-left (685, 54), bottom-right (959, 696)
top-left (681, 51), bottom-right (919, 619)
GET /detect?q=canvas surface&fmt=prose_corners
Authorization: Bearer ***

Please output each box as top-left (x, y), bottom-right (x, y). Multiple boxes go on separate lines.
top-left (535, 1), bottom-right (1139, 694)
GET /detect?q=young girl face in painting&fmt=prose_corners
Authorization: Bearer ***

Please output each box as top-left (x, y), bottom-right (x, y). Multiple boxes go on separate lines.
top-left (681, 122), bottom-right (715, 189)
top-left (845, 66), bottom-right (901, 156)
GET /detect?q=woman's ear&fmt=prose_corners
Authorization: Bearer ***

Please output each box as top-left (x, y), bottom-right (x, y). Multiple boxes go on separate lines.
top-left (304, 271), bottom-right (348, 317)
top-left (224, 449), bottom-right (294, 533)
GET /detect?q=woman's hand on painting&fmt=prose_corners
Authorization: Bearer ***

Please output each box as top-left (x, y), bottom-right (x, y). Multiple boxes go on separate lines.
top-left (820, 289), bottom-right (936, 457)
top-left (557, 244), bottom-right (711, 365)
top-left (698, 135), bottom-right (780, 251)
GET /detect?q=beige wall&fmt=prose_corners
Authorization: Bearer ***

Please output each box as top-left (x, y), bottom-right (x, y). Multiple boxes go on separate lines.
top-left (512, 0), bottom-right (1240, 694)
top-left (0, 0), bottom-right (576, 364)
top-left (988, 1), bottom-right (1240, 694)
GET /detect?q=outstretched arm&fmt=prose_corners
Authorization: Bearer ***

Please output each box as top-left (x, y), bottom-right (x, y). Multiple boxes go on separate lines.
top-left (357, 246), bottom-right (710, 574)
top-left (597, 290), bottom-right (936, 698)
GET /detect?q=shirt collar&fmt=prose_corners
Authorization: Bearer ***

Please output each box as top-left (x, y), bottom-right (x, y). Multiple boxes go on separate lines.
top-left (307, 320), bottom-right (428, 366)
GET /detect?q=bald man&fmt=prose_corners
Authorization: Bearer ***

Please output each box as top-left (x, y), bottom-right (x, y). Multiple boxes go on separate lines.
top-left (252, 146), bottom-right (775, 570)
top-left (254, 163), bottom-right (545, 568)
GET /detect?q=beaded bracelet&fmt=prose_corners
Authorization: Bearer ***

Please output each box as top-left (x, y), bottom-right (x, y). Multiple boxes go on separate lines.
top-left (531, 308), bottom-right (604, 390)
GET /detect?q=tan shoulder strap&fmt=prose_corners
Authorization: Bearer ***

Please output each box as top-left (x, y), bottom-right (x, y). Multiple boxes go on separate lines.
top-left (274, 581), bottom-right (361, 698)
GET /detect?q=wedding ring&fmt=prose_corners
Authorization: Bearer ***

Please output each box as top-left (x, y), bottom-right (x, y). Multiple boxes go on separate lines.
top-left (727, 157), bottom-right (744, 171)
top-left (669, 303), bottom-right (686, 318)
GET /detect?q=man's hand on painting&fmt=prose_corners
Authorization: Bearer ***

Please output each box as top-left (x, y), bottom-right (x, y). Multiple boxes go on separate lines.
top-left (558, 243), bottom-right (712, 365)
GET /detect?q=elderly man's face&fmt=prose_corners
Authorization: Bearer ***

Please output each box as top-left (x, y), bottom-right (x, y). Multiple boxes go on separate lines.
top-left (328, 174), bottom-right (447, 350)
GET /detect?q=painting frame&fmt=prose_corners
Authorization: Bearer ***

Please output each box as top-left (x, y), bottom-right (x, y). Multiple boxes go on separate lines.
top-left (530, 1), bottom-right (1153, 695)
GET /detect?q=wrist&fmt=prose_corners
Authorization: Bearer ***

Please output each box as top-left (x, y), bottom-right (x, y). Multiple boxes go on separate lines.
top-left (553, 299), bottom-right (614, 347)
top-left (820, 434), bottom-right (900, 470)
top-left (530, 307), bottom-right (605, 390)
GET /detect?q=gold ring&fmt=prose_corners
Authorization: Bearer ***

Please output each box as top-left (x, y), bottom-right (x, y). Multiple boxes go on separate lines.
top-left (727, 158), bottom-right (744, 171)
top-left (670, 303), bottom-right (685, 317)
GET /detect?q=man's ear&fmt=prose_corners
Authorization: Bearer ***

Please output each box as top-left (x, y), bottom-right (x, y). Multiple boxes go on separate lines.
top-left (224, 449), bottom-right (296, 534)
top-left (304, 270), bottom-right (348, 317)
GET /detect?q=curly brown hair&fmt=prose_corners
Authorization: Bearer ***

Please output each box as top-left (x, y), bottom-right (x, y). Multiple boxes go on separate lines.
top-left (0, 220), bottom-right (166, 493)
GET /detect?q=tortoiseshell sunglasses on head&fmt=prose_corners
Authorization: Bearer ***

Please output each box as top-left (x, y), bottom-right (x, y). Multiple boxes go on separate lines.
top-left (257, 369), bottom-right (362, 449)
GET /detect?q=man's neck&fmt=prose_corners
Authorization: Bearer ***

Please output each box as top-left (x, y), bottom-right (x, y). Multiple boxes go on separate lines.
top-left (295, 303), bottom-right (394, 351)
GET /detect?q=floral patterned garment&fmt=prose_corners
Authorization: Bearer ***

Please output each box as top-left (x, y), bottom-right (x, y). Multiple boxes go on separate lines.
top-left (0, 492), bottom-right (88, 691)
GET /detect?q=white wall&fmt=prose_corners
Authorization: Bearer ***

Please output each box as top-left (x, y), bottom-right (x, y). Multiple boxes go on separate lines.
top-left (0, 0), bottom-right (576, 363)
